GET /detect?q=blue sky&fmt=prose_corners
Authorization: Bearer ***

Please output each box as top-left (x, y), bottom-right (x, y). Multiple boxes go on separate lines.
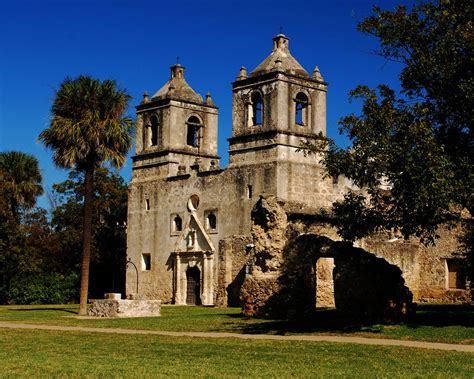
top-left (0, 0), bottom-right (413, 209)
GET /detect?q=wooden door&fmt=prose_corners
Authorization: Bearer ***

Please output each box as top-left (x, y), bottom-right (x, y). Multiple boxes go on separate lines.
top-left (186, 266), bottom-right (201, 305)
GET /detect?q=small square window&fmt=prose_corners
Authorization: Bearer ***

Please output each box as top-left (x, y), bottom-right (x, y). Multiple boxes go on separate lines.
top-left (204, 210), bottom-right (218, 233)
top-left (171, 214), bottom-right (183, 235)
top-left (142, 253), bottom-right (151, 271)
top-left (446, 259), bottom-right (465, 289)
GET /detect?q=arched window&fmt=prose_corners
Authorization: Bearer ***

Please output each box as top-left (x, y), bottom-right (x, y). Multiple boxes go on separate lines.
top-left (186, 116), bottom-right (202, 147)
top-left (295, 92), bottom-right (309, 126)
top-left (206, 212), bottom-right (217, 230)
top-left (251, 92), bottom-right (263, 126)
top-left (150, 116), bottom-right (159, 146)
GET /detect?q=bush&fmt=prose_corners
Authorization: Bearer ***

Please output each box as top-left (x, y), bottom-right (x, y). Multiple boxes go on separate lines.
top-left (8, 272), bottom-right (79, 305)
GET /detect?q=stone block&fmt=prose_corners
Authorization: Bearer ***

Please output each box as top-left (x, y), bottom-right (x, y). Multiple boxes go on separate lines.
top-left (88, 299), bottom-right (161, 318)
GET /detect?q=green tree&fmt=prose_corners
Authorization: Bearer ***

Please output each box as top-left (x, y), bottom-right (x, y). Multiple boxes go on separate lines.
top-left (51, 168), bottom-right (128, 298)
top-left (0, 151), bottom-right (43, 302)
top-left (0, 151), bottom-right (43, 217)
top-left (39, 76), bottom-right (133, 314)
top-left (303, 1), bottom-right (473, 263)
top-left (5, 207), bottom-right (79, 305)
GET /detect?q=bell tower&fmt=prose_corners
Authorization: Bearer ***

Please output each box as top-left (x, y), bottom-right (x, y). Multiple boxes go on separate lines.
top-left (133, 64), bottom-right (219, 178)
top-left (228, 34), bottom-right (327, 167)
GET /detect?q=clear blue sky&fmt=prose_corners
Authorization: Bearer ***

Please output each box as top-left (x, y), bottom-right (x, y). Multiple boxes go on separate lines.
top-left (0, 0), bottom-right (413, 210)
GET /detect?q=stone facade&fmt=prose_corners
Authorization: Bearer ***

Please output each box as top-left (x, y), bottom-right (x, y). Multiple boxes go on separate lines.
top-left (126, 34), bottom-right (470, 311)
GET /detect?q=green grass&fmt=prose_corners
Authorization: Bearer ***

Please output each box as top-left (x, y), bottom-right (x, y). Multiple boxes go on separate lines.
top-left (0, 303), bottom-right (473, 345)
top-left (0, 328), bottom-right (472, 378)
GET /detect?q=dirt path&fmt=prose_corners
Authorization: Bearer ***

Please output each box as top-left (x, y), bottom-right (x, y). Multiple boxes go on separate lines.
top-left (0, 321), bottom-right (473, 353)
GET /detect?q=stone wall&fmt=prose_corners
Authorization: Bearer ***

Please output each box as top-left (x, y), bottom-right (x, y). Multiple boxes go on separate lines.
top-left (216, 235), bottom-right (252, 307)
top-left (238, 195), bottom-right (474, 321)
top-left (362, 224), bottom-right (471, 303)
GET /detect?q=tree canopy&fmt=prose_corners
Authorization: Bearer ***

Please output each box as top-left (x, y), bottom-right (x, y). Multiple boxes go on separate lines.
top-left (39, 75), bottom-right (133, 314)
top-left (0, 151), bottom-right (43, 216)
top-left (304, 0), bottom-right (473, 247)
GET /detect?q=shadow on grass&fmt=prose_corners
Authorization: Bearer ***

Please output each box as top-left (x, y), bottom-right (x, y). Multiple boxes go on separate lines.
top-left (406, 303), bottom-right (474, 328)
top-left (8, 307), bottom-right (78, 315)
top-left (224, 308), bottom-right (384, 335)
top-left (223, 304), bottom-right (474, 335)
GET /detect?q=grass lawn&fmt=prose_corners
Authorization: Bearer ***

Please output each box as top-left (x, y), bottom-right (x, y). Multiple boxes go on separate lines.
top-left (0, 303), bottom-right (473, 345)
top-left (1, 328), bottom-right (473, 378)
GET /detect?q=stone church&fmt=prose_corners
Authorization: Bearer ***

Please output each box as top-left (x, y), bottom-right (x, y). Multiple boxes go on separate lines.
top-left (125, 34), bottom-right (470, 310)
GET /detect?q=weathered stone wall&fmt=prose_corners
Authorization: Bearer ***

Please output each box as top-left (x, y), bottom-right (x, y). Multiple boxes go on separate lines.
top-left (240, 195), bottom-right (442, 321)
top-left (216, 235), bottom-right (252, 307)
top-left (362, 224), bottom-right (471, 303)
top-left (126, 162), bottom-right (277, 303)
top-left (316, 257), bottom-right (335, 308)
top-left (243, 195), bottom-right (470, 317)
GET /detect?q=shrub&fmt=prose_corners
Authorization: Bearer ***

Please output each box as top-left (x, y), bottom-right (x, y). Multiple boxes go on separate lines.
top-left (8, 272), bottom-right (79, 304)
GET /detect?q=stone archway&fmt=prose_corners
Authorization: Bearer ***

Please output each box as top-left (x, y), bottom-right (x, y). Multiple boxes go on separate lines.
top-left (239, 195), bottom-right (415, 322)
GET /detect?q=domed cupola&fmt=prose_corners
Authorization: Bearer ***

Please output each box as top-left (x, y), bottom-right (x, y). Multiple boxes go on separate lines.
top-left (251, 34), bottom-right (309, 78)
top-left (152, 64), bottom-right (203, 104)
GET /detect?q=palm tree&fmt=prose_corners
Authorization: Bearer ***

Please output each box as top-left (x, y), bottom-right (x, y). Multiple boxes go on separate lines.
top-left (39, 76), bottom-right (133, 315)
top-left (0, 151), bottom-right (43, 216)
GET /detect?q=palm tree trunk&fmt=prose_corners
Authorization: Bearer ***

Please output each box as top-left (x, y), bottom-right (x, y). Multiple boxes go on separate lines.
top-left (78, 167), bottom-right (94, 315)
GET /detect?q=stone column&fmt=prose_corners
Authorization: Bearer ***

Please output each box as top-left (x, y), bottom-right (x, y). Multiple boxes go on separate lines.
top-left (202, 254), bottom-right (209, 305)
top-left (312, 89), bottom-right (326, 136)
top-left (135, 114), bottom-right (144, 153)
top-left (208, 253), bottom-right (214, 305)
top-left (316, 257), bottom-right (335, 308)
top-left (175, 255), bottom-right (181, 304)
top-left (306, 103), bottom-right (312, 130)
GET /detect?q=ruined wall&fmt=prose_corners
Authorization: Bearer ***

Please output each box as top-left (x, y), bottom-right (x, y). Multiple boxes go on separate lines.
top-left (215, 235), bottom-right (252, 307)
top-left (362, 224), bottom-right (470, 303)
top-left (239, 195), bottom-right (474, 321)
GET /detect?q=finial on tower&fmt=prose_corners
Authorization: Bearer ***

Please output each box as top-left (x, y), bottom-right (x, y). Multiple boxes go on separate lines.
top-left (272, 33), bottom-right (289, 51)
top-left (205, 92), bottom-right (214, 106)
top-left (312, 66), bottom-right (324, 82)
top-left (142, 91), bottom-right (149, 104)
top-left (170, 62), bottom-right (185, 79)
top-left (236, 66), bottom-right (248, 81)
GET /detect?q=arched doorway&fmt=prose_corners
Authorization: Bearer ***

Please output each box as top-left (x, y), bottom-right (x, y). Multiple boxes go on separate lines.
top-left (186, 266), bottom-right (201, 305)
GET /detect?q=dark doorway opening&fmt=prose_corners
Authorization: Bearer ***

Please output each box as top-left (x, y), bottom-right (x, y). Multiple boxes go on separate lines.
top-left (186, 266), bottom-right (201, 305)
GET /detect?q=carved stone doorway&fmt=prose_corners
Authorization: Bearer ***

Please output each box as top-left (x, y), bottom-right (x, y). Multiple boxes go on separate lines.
top-left (186, 266), bottom-right (201, 305)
